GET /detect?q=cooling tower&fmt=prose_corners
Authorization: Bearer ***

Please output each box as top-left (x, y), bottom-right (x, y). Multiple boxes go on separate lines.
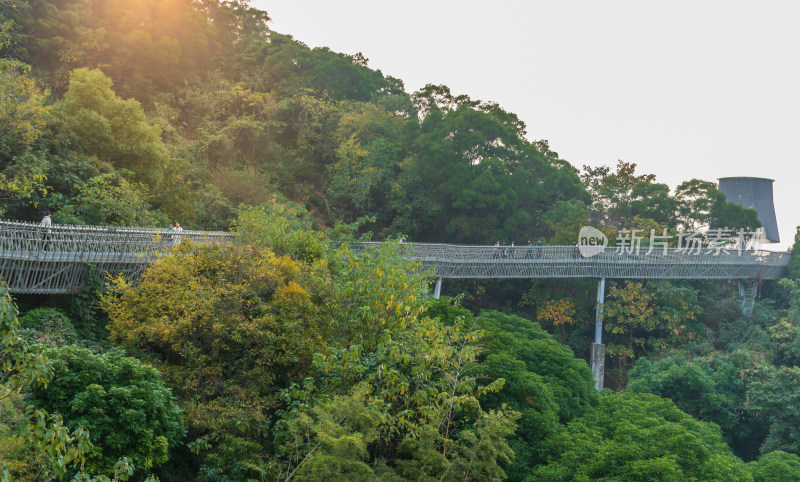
top-left (718, 177), bottom-right (779, 243)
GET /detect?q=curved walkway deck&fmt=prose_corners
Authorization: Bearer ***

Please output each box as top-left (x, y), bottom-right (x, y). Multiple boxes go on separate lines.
top-left (382, 243), bottom-right (791, 280)
top-left (0, 220), bottom-right (791, 294)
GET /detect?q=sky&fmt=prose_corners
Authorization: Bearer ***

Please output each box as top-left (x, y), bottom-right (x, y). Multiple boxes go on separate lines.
top-left (254, 1), bottom-right (799, 249)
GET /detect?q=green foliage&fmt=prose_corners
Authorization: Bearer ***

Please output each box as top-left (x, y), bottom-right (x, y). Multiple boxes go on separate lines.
top-left (393, 407), bottom-right (519, 482)
top-left (425, 300), bottom-right (602, 479)
top-left (3, 148), bottom-right (105, 221)
top-left (543, 199), bottom-right (589, 244)
top-left (190, 183), bottom-right (238, 231)
top-left (531, 391), bottom-right (752, 481)
top-left (579, 169), bottom-right (760, 238)
top-left (54, 172), bottom-right (162, 227)
top-left (178, 76), bottom-right (282, 173)
top-left (581, 160), bottom-right (662, 229)
top-left (0, 287), bottom-right (102, 480)
top-left (0, 160), bottom-right (49, 217)
top-left (51, 68), bottom-right (169, 186)
top-left (768, 278), bottom-right (800, 367)
top-left (106, 238), bottom-right (319, 478)
top-left (0, 386), bottom-right (31, 479)
top-left (627, 351), bottom-right (771, 461)
top-left (712, 200), bottom-right (762, 232)
top-left (0, 288), bottom-right (52, 393)
top-left (66, 264), bottom-right (112, 345)
top-left (285, 383), bottom-right (381, 481)
top-left (18, 307), bottom-right (80, 347)
top-left (675, 179), bottom-right (726, 229)
top-left (31, 345), bottom-right (184, 475)
top-left (235, 202), bottom-right (326, 262)
top-left (106, 203), bottom-right (522, 478)
top-left (0, 60), bottom-right (50, 160)
top-left (477, 311), bottom-right (597, 423)
top-left (315, 242), bottom-right (430, 352)
top-left (603, 280), bottom-right (702, 386)
top-left (280, 310), bottom-right (519, 481)
top-left (390, 84), bottom-right (586, 242)
top-left (702, 283), bottom-right (777, 354)
top-left (473, 310), bottom-right (597, 479)
top-left (20, 0), bottom-right (220, 101)
top-left (747, 366), bottom-right (800, 456)
top-left (746, 451), bottom-right (800, 482)
top-left (0, 61), bottom-right (50, 215)
top-left (788, 227), bottom-right (800, 280)
top-left (675, 179), bottom-right (761, 231)
top-left (1, 381), bottom-right (101, 481)
top-left (326, 102), bottom-right (405, 225)
top-left (20, 407), bottom-right (96, 481)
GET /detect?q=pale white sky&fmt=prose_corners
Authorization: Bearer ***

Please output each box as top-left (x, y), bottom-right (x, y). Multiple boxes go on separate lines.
top-left (254, 0), bottom-right (799, 249)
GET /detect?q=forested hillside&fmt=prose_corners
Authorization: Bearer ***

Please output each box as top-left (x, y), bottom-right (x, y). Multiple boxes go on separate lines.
top-left (3, 1), bottom-right (800, 480)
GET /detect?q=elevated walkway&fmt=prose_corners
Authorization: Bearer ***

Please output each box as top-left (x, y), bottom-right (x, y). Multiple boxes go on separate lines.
top-left (0, 220), bottom-right (791, 294)
top-left (374, 243), bottom-right (790, 280)
top-left (0, 220), bottom-right (232, 294)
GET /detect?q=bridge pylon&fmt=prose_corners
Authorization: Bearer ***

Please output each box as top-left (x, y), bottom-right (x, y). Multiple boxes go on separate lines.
top-left (591, 278), bottom-right (606, 390)
top-left (433, 278), bottom-right (442, 299)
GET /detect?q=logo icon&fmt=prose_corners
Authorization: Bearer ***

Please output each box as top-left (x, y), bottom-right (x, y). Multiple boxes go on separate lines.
top-left (578, 226), bottom-right (608, 258)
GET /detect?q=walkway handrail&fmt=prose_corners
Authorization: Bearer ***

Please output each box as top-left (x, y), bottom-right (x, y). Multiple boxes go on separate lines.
top-left (361, 242), bottom-right (791, 266)
top-left (359, 241), bottom-right (791, 280)
top-left (0, 219), bottom-right (792, 294)
top-left (0, 220), bottom-right (233, 256)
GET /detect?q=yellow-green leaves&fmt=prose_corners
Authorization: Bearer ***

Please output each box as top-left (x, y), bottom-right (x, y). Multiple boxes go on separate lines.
top-left (0, 61), bottom-right (50, 159)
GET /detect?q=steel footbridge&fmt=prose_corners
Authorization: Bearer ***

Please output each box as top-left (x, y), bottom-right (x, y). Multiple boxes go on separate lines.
top-left (0, 220), bottom-right (791, 295)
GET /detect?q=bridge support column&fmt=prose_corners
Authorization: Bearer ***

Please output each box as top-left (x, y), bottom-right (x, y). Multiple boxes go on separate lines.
top-left (591, 343), bottom-right (605, 391)
top-left (434, 278), bottom-right (442, 299)
top-left (591, 277), bottom-right (606, 390)
top-left (738, 280), bottom-right (758, 316)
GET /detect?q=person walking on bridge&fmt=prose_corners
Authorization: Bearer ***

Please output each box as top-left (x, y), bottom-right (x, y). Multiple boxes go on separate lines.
top-left (165, 223), bottom-right (174, 247)
top-left (173, 221), bottom-right (184, 246)
top-left (40, 210), bottom-right (52, 252)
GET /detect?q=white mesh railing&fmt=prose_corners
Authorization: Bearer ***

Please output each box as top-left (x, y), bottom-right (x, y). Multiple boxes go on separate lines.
top-left (0, 220), bottom-right (792, 294)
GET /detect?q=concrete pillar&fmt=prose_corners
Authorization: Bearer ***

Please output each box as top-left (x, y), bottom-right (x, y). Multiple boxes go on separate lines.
top-left (738, 279), bottom-right (757, 316)
top-left (434, 278), bottom-right (442, 299)
top-left (591, 277), bottom-right (606, 390)
top-left (594, 277), bottom-right (605, 344)
top-left (591, 343), bottom-right (605, 390)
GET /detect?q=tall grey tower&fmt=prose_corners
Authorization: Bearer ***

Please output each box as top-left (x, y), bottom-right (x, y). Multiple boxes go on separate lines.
top-left (718, 177), bottom-right (779, 243)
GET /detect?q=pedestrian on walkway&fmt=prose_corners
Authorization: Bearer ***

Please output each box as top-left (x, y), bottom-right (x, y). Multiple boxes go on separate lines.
top-left (40, 210), bottom-right (52, 252)
top-left (173, 221), bottom-right (183, 246)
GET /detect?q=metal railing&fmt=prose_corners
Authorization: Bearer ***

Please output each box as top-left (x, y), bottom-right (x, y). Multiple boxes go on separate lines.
top-left (361, 242), bottom-right (791, 280)
top-left (0, 220), bottom-right (791, 294)
top-left (0, 220), bottom-right (233, 294)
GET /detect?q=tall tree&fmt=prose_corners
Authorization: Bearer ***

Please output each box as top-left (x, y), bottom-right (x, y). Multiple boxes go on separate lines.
top-left (392, 85), bottom-right (585, 242)
top-left (51, 68), bottom-right (169, 186)
top-left (675, 178), bottom-right (761, 231)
